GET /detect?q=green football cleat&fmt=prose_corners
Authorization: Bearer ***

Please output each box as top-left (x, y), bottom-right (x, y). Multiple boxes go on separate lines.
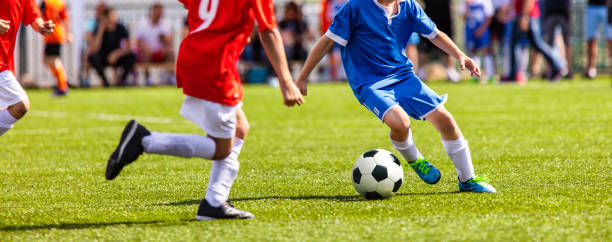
top-left (458, 176), bottom-right (497, 193)
top-left (406, 158), bottom-right (441, 184)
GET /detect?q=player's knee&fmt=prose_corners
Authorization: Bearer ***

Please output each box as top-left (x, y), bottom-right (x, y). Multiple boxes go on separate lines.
top-left (8, 100), bottom-right (29, 119)
top-left (385, 112), bottom-right (411, 135)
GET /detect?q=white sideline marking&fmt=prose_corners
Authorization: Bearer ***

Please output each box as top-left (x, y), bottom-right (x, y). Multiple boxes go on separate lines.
top-left (29, 111), bottom-right (177, 124)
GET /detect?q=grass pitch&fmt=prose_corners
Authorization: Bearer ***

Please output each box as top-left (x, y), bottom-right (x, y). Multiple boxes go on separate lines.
top-left (1, 79), bottom-right (611, 241)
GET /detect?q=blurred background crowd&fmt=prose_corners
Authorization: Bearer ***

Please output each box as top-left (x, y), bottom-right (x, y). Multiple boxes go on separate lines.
top-left (14, 0), bottom-right (612, 90)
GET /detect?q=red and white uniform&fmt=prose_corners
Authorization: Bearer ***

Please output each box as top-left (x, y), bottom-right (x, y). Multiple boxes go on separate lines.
top-left (0, 0), bottom-right (41, 108)
top-left (0, 0), bottom-right (41, 73)
top-left (177, 0), bottom-right (277, 107)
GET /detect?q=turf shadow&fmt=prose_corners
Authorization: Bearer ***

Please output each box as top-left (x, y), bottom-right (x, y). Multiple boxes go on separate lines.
top-left (157, 191), bottom-right (459, 206)
top-left (0, 219), bottom-right (193, 232)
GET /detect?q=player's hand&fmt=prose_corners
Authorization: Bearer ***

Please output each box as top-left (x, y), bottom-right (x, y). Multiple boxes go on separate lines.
top-left (296, 78), bottom-right (308, 96)
top-left (0, 19), bottom-right (10, 35)
top-left (459, 55), bottom-right (481, 78)
top-left (280, 82), bottom-right (305, 107)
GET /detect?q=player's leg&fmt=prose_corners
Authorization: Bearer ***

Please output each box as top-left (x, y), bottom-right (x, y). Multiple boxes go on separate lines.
top-left (526, 18), bottom-right (564, 80)
top-left (0, 71), bottom-right (29, 137)
top-left (105, 96), bottom-right (236, 180)
top-left (425, 106), bottom-right (496, 193)
top-left (44, 44), bottom-right (68, 95)
top-left (197, 108), bottom-right (254, 220)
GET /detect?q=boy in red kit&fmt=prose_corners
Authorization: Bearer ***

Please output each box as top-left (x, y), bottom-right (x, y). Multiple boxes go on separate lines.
top-left (105, 0), bottom-right (304, 220)
top-left (0, 0), bottom-right (55, 137)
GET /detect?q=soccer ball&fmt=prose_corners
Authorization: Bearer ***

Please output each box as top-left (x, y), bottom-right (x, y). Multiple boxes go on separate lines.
top-left (352, 149), bottom-right (404, 199)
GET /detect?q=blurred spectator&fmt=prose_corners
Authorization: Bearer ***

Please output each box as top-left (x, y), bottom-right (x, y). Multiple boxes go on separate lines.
top-left (134, 3), bottom-right (173, 84)
top-left (81, 2), bottom-right (107, 87)
top-left (504, 0), bottom-right (564, 83)
top-left (458, 0), bottom-right (496, 82)
top-left (608, 1), bottom-right (612, 73)
top-left (320, 0), bottom-right (348, 81)
top-left (88, 7), bottom-right (136, 87)
top-left (584, 0), bottom-right (609, 78)
top-left (541, 0), bottom-right (573, 78)
top-left (420, 0), bottom-right (461, 82)
top-left (41, 0), bottom-right (72, 95)
top-left (489, 0), bottom-right (511, 78)
top-left (279, 2), bottom-right (313, 63)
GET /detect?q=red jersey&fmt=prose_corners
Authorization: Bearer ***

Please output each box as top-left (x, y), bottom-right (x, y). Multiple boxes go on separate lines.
top-left (177, 0), bottom-right (278, 106)
top-left (514, 0), bottom-right (540, 18)
top-left (42, 0), bottom-right (68, 44)
top-left (0, 0), bottom-right (41, 73)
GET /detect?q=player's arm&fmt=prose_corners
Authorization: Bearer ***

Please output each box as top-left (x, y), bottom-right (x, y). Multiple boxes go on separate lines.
top-left (0, 19), bottom-right (9, 35)
top-left (61, 8), bottom-right (73, 43)
top-left (31, 18), bottom-right (55, 36)
top-left (295, 35), bottom-right (335, 96)
top-left (259, 28), bottom-right (305, 106)
top-left (429, 31), bottom-right (481, 78)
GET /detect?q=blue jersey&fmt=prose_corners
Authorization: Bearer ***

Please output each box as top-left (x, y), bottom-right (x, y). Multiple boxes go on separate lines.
top-left (325, 0), bottom-right (438, 94)
top-left (459, 0), bottom-right (494, 30)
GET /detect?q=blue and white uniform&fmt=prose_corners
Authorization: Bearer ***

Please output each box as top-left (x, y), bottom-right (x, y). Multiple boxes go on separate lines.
top-left (325, 0), bottom-right (446, 121)
top-left (459, 0), bottom-right (494, 51)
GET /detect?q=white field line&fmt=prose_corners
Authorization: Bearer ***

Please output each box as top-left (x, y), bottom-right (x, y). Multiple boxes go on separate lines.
top-left (29, 111), bottom-right (184, 124)
top-left (15, 127), bottom-right (114, 135)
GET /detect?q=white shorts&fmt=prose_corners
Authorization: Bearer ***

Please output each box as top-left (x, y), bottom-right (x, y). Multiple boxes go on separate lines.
top-left (179, 95), bottom-right (241, 139)
top-left (0, 70), bottom-right (28, 108)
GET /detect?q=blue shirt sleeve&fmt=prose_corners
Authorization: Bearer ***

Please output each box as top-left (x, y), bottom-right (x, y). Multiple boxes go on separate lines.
top-left (408, 0), bottom-right (438, 39)
top-left (325, 2), bottom-right (353, 46)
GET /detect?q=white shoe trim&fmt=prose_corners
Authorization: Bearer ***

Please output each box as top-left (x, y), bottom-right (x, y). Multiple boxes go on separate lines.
top-left (117, 122), bottom-right (138, 162)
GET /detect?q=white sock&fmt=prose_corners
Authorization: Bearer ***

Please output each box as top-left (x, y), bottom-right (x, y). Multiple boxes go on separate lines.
top-left (205, 138), bottom-right (243, 207)
top-left (483, 55), bottom-right (495, 79)
top-left (390, 129), bottom-right (422, 163)
top-left (141, 132), bottom-right (216, 159)
top-left (0, 109), bottom-right (18, 137)
top-left (442, 137), bottom-right (475, 183)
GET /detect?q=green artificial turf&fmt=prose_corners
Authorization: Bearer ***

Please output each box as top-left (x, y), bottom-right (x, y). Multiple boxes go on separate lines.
top-left (1, 79), bottom-right (610, 241)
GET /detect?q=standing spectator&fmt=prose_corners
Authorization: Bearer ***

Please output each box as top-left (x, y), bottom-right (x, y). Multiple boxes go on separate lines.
top-left (279, 2), bottom-right (313, 63)
top-left (504, 0), bottom-right (564, 83)
top-left (541, 0), bottom-right (573, 78)
top-left (420, 0), bottom-right (461, 82)
top-left (134, 3), bottom-right (173, 85)
top-left (584, 0), bottom-right (609, 79)
top-left (459, 0), bottom-right (496, 82)
top-left (41, 0), bottom-right (72, 96)
top-left (490, 0), bottom-right (511, 78)
top-left (320, 0), bottom-right (348, 81)
top-left (87, 8), bottom-right (136, 87)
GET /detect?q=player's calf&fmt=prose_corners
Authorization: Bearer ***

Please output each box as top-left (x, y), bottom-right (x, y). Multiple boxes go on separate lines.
top-left (384, 106), bottom-right (441, 184)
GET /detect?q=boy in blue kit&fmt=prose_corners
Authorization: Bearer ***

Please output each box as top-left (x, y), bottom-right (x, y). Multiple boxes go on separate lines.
top-left (459, 0), bottom-right (496, 82)
top-left (296, 0), bottom-right (496, 193)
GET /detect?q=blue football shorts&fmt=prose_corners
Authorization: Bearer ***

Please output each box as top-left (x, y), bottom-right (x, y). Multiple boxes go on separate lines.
top-left (358, 76), bottom-right (447, 122)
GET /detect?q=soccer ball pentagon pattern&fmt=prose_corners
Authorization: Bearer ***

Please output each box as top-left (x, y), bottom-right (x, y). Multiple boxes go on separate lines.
top-left (352, 149), bottom-right (404, 199)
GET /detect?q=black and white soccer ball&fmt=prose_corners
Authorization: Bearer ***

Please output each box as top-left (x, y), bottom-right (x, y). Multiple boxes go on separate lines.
top-left (352, 149), bottom-right (404, 199)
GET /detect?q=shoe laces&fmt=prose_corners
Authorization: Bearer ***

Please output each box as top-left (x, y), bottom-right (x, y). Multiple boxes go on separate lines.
top-left (467, 176), bottom-right (490, 184)
top-left (410, 158), bottom-right (431, 175)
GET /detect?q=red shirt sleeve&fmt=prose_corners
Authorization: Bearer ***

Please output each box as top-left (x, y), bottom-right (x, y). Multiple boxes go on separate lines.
top-left (60, 5), bottom-right (68, 21)
top-left (252, 0), bottom-right (278, 32)
top-left (22, 0), bottom-right (42, 26)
